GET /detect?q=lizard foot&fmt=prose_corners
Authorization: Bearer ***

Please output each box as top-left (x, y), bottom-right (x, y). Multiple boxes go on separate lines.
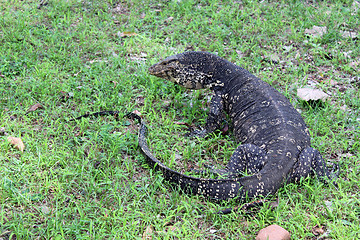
top-left (184, 128), bottom-right (208, 138)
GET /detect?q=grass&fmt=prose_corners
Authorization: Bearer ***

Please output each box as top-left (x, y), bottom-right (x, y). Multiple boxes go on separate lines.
top-left (0, 0), bottom-right (359, 239)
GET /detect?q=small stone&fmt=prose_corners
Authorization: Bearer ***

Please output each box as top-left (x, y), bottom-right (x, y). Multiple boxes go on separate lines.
top-left (256, 225), bottom-right (291, 240)
top-left (297, 88), bottom-right (329, 101)
top-left (304, 26), bottom-right (327, 38)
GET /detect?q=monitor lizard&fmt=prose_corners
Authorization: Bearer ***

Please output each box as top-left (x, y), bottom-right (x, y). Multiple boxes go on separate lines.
top-left (135, 51), bottom-right (336, 202)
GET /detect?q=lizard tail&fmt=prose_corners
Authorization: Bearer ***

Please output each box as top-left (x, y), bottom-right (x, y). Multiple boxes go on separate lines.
top-left (126, 112), bottom-right (247, 201)
top-left (69, 110), bottom-right (120, 122)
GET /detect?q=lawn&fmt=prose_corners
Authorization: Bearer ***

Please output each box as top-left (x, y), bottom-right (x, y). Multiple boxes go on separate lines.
top-left (0, 0), bottom-right (359, 239)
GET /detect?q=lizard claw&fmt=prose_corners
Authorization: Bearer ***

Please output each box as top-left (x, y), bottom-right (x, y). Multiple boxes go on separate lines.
top-left (329, 163), bottom-right (340, 189)
top-left (331, 163), bottom-right (340, 178)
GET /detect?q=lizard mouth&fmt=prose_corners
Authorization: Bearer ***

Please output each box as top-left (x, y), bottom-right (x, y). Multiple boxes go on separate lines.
top-left (148, 64), bottom-right (161, 77)
top-left (148, 63), bottom-right (161, 75)
top-left (148, 63), bottom-right (173, 79)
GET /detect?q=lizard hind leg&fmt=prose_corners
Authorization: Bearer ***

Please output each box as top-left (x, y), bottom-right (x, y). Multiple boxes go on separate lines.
top-left (228, 143), bottom-right (267, 176)
top-left (287, 147), bottom-right (336, 186)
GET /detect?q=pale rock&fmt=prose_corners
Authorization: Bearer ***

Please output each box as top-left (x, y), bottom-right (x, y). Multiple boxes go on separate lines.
top-left (256, 225), bottom-right (291, 240)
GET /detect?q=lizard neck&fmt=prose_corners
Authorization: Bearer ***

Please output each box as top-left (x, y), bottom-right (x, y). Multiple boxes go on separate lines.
top-left (206, 58), bottom-right (249, 91)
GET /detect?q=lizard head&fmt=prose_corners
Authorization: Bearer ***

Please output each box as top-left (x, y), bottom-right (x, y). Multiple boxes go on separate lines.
top-left (148, 51), bottom-right (225, 90)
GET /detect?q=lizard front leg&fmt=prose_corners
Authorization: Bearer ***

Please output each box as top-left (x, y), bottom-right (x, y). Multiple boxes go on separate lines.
top-left (187, 91), bottom-right (225, 138)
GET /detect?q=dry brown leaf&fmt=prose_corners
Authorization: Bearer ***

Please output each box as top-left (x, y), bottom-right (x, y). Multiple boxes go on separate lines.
top-left (297, 88), bottom-right (329, 101)
top-left (165, 17), bottom-right (174, 23)
top-left (269, 200), bottom-right (279, 208)
top-left (117, 31), bottom-right (137, 38)
top-left (7, 136), bottom-right (25, 152)
top-left (133, 110), bottom-right (142, 116)
top-left (60, 91), bottom-right (73, 100)
top-left (304, 26), bottom-right (327, 38)
top-left (28, 103), bottom-right (43, 112)
top-left (156, 225), bottom-right (179, 235)
top-left (168, 225), bottom-right (178, 232)
top-left (174, 121), bottom-right (191, 127)
top-left (142, 226), bottom-right (154, 240)
top-left (74, 131), bottom-right (83, 137)
top-left (111, 81), bottom-right (118, 88)
top-left (312, 225), bottom-right (325, 236)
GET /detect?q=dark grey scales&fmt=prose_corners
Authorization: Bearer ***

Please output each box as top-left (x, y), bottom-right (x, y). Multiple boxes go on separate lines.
top-left (130, 51), bottom-right (336, 203)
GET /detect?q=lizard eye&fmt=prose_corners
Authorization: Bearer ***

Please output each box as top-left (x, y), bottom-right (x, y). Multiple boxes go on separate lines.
top-left (161, 55), bottom-right (178, 65)
top-left (163, 59), bottom-right (177, 65)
